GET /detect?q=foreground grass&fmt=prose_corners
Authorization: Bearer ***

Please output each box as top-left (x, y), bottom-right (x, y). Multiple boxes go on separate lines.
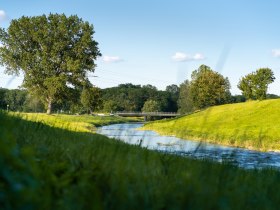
top-left (1, 111), bottom-right (280, 209)
top-left (143, 99), bottom-right (280, 151)
top-left (13, 112), bottom-right (140, 133)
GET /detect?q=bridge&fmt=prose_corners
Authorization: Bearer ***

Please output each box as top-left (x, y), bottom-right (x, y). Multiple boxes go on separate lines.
top-left (114, 111), bottom-right (180, 119)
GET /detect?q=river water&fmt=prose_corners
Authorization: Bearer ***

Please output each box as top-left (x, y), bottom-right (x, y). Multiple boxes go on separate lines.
top-left (96, 123), bottom-right (280, 169)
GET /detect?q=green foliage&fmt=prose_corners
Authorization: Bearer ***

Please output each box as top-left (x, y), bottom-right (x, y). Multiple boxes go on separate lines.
top-left (0, 88), bottom-right (7, 109)
top-left (238, 68), bottom-right (275, 100)
top-left (4, 89), bottom-right (27, 111)
top-left (142, 99), bottom-right (161, 120)
top-left (0, 119), bottom-right (41, 209)
top-left (178, 65), bottom-right (231, 113)
top-left (141, 99), bottom-right (160, 112)
top-left (165, 84), bottom-right (179, 112)
top-left (143, 99), bottom-right (280, 151)
top-left (102, 100), bottom-right (121, 113)
top-left (190, 65), bottom-right (231, 109)
top-left (178, 80), bottom-right (194, 114)
top-left (0, 83), bottom-right (184, 113)
top-left (23, 94), bottom-right (45, 112)
top-left (267, 94), bottom-right (280, 99)
top-left (0, 13), bottom-right (101, 114)
top-left (165, 84), bottom-right (179, 94)
top-left (80, 86), bottom-right (102, 113)
top-left (238, 73), bottom-right (255, 100)
top-left (101, 83), bottom-right (178, 112)
top-left (230, 95), bottom-right (246, 103)
top-left (2, 111), bottom-right (280, 209)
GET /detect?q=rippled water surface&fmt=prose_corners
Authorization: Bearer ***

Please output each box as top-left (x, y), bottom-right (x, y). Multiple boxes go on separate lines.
top-left (97, 123), bottom-right (280, 169)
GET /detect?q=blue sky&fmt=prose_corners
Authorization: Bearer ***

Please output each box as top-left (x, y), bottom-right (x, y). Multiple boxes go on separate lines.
top-left (1, 0), bottom-right (280, 94)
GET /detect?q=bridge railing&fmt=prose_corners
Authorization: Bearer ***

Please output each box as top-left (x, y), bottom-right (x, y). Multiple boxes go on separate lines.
top-left (114, 111), bottom-right (180, 116)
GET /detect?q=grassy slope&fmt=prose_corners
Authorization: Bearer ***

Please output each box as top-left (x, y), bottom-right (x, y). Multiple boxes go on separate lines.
top-left (2, 111), bottom-right (280, 209)
top-left (143, 99), bottom-right (280, 151)
top-left (14, 113), bottom-right (140, 133)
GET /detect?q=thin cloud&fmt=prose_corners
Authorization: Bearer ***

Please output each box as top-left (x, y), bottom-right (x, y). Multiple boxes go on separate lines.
top-left (102, 55), bottom-right (123, 63)
top-left (172, 52), bottom-right (205, 62)
top-left (193, 53), bottom-right (205, 60)
top-left (0, 10), bottom-right (7, 22)
top-left (272, 49), bottom-right (280, 58)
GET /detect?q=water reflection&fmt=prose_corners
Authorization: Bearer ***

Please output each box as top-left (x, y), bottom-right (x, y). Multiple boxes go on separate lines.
top-left (96, 123), bottom-right (280, 169)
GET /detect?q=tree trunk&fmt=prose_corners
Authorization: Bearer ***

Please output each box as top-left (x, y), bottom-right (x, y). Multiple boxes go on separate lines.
top-left (46, 98), bottom-right (52, 114)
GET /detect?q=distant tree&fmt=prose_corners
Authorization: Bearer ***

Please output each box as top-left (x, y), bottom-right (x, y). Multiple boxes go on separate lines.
top-left (165, 84), bottom-right (179, 112)
top-left (142, 99), bottom-right (161, 120)
top-left (253, 68), bottom-right (275, 100)
top-left (81, 86), bottom-right (102, 114)
top-left (190, 65), bottom-right (231, 109)
top-left (0, 88), bottom-right (8, 110)
top-left (23, 94), bottom-right (45, 113)
top-left (238, 68), bottom-right (275, 100)
top-left (166, 84), bottom-right (179, 95)
top-left (118, 83), bottom-right (141, 89)
top-left (4, 89), bottom-right (27, 111)
top-left (154, 91), bottom-right (170, 112)
top-left (142, 100), bottom-right (160, 112)
top-left (142, 84), bottom-right (157, 91)
top-left (0, 13), bottom-right (101, 114)
top-left (142, 85), bottom-right (158, 100)
top-left (178, 80), bottom-right (194, 114)
top-left (101, 84), bottom-right (159, 112)
top-left (102, 100), bottom-right (120, 113)
top-left (230, 95), bottom-right (246, 103)
top-left (237, 73), bottom-right (255, 100)
top-left (101, 83), bottom-right (180, 113)
top-left (266, 94), bottom-right (279, 99)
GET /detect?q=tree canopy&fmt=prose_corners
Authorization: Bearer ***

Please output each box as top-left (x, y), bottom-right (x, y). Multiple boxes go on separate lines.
top-left (0, 13), bottom-right (101, 114)
top-left (141, 100), bottom-right (160, 113)
top-left (101, 83), bottom-right (174, 112)
top-left (178, 80), bottom-right (193, 114)
top-left (81, 86), bottom-right (102, 114)
top-left (189, 65), bottom-right (231, 109)
top-left (238, 68), bottom-right (275, 100)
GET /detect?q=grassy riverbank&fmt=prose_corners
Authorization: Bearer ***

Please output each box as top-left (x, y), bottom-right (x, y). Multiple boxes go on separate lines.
top-left (11, 112), bottom-right (140, 133)
top-left (143, 99), bottom-right (280, 151)
top-left (2, 111), bottom-right (280, 209)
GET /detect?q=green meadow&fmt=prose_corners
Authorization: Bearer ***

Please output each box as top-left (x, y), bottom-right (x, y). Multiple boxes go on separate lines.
top-left (2, 111), bottom-right (280, 209)
top-left (16, 112), bottom-right (140, 133)
top-left (143, 99), bottom-right (280, 151)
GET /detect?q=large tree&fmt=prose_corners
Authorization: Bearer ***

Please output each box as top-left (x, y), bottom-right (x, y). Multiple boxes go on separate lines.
top-left (0, 13), bottom-right (101, 114)
top-left (190, 65), bottom-right (231, 109)
top-left (238, 68), bottom-right (275, 100)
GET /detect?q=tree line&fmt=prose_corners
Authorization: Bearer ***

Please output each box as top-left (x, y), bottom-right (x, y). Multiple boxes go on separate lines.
top-left (0, 13), bottom-right (278, 115)
top-left (0, 84), bottom-right (178, 114)
top-left (1, 72), bottom-right (278, 114)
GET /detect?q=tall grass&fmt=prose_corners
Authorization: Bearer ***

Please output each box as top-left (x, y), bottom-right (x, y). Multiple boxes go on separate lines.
top-left (13, 112), bottom-right (140, 133)
top-left (143, 99), bottom-right (280, 151)
top-left (1, 111), bottom-right (280, 209)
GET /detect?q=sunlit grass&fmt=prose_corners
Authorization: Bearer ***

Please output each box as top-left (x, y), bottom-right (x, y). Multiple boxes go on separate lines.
top-left (10, 112), bottom-right (140, 133)
top-left (2, 111), bottom-right (280, 209)
top-left (143, 99), bottom-right (280, 151)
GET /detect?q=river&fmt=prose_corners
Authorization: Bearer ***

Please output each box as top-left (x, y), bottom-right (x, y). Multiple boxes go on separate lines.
top-left (96, 123), bottom-right (280, 169)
